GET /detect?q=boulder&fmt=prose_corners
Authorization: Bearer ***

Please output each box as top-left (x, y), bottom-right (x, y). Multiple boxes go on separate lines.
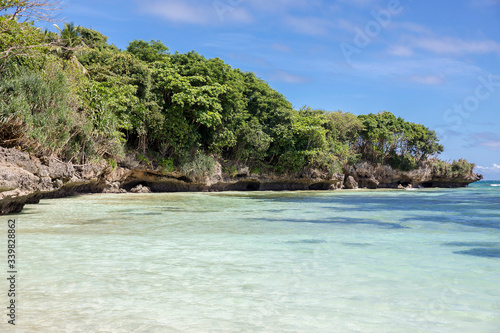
top-left (344, 176), bottom-right (358, 189)
top-left (358, 176), bottom-right (379, 189)
top-left (130, 184), bottom-right (151, 193)
top-left (103, 182), bottom-right (127, 193)
top-left (47, 157), bottom-right (75, 180)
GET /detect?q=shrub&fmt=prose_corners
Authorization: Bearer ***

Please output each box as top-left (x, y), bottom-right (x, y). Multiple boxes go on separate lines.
top-left (0, 66), bottom-right (86, 159)
top-left (159, 157), bottom-right (174, 172)
top-left (180, 152), bottom-right (217, 179)
top-left (431, 159), bottom-right (475, 178)
top-left (389, 154), bottom-right (418, 171)
top-left (137, 153), bottom-right (151, 166)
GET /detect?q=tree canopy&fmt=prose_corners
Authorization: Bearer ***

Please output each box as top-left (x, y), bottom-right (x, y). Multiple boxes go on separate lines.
top-left (0, 4), bottom-right (458, 175)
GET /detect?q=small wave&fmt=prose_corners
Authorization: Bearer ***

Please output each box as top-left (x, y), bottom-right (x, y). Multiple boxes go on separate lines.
top-left (491, 184), bottom-right (500, 187)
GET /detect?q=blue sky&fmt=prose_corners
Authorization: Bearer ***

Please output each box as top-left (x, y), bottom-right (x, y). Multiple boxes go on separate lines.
top-left (46, 0), bottom-right (500, 179)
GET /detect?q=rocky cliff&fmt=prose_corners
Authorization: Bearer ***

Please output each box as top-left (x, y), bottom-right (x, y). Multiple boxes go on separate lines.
top-left (0, 147), bottom-right (482, 215)
top-left (344, 162), bottom-right (482, 189)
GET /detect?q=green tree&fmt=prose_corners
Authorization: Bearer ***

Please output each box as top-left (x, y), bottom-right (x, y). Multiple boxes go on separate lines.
top-left (127, 39), bottom-right (168, 63)
top-left (0, 17), bottom-right (46, 70)
top-left (357, 111), bottom-right (443, 170)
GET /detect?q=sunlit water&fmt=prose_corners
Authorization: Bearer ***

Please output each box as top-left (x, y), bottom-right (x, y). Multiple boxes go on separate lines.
top-left (2, 181), bottom-right (500, 332)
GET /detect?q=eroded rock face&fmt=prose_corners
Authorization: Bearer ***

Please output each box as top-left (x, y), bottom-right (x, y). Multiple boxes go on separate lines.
top-left (345, 162), bottom-right (482, 189)
top-left (0, 146), bottom-right (483, 215)
top-left (344, 176), bottom-right (358, 190)
top-left (0, 147), bottom-right (109, 214)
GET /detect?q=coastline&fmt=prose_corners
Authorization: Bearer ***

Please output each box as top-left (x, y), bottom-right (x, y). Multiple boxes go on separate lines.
top-left (0, 146), bottom-right (483, 215)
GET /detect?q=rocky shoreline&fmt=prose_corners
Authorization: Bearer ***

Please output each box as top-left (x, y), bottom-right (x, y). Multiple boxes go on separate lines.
top-left (0, 147), bottom-right (483, 215)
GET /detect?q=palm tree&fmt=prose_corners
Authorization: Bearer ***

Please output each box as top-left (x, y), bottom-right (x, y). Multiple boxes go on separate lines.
top-left (52, 22), bottom-right (88, 75)
top-left (53, 22), bottom-right (83, 59)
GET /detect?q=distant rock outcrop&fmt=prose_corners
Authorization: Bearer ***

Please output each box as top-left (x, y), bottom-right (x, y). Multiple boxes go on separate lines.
top-left (345, 162), bottom-right (482, 189)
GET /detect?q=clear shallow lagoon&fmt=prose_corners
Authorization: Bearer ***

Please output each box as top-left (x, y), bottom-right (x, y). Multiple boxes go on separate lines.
top-left (3, 181), bottom-right (500, 332)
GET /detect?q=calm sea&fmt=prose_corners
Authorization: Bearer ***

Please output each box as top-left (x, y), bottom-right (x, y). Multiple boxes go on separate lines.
top-left (2, 181), bottom-right (500, 332)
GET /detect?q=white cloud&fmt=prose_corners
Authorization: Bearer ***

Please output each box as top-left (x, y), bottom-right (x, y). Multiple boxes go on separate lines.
top-left (413, 37), bottom-right (500, 55)
top-left (269, 70), bottom-right (308, 83)
top-left (337, 0), bottom-right (380, 7)
top-left (65, 4), bottom-right (127, 22)
top-left (475, 163), bottom-right (500, 179)
top-left (387, 36), bottom-right (500, 59)
top-left (140, 0), bottom-right (252, 25)
top-left (466, 132), bottom-right (500, 150)
top-left (394, 22), bottom-right (433, 34)
top-left (347, 58), bottom-right (481, 80)
top-left (247, 0), bottom-right (318, 12)
top-left (407, 74), bottom-right (446, 85)
top-left (272, 43), bottom-right (293, 53)
top-left (284, 16), bottom-right (333, 36)
top-left (336, 18), bottom-right (358, 32)
top-left (481, 141), bottom-right (500, 149)
top-left (387, 45), bottom-right (414, 56)
top-left (476, 164), bottom-right (500, 171)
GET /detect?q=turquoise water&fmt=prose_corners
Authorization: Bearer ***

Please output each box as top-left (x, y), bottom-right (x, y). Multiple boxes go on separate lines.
top-left (2, 181), bottom-right (500, 332)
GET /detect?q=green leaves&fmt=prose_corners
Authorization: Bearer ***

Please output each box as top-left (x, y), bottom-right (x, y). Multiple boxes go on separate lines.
top-left (1, 21), bottom-right (448, 175)
top-left (431, 159), bottom-right (475, 178)
top-left (0, 18), bottom-right (45, 70)
top-left (127, 39), bottom-right (168, 63)
top-left (357, 111), bottom-right (443, 169)
top-left (82, 78), bottom-right (138, 132)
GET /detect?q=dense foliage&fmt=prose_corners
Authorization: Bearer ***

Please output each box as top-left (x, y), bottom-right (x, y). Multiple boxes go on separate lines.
top-left (0, 4), bottom-right (471, 176)
top-left (430, 159), bottom-right (476, 178)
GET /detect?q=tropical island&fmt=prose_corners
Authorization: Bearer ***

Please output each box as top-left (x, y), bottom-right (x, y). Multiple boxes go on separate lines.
top-left (0, 1), bottom-right (482, 214)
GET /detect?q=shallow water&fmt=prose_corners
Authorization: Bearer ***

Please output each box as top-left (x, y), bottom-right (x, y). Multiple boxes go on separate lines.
top-left (2, 181), bottom-right (500, 332)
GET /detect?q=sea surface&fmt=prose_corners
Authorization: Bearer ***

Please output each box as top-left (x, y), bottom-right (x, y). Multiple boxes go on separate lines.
top-left (2, 181), bottom-right (500, 332)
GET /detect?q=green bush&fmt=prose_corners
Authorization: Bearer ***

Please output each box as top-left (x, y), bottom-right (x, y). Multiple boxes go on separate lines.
top-left (275, 151), bottom-right (307, 174)
top-left (431, 159), bottom-right (475, 178)
top-left (0, 65), bottom-right (86, 160)
top-left (159, 157), bottom-right (174, 172)
top-left (389, 154), bottom-right (418, 171)
top-left (347, 153), bottom-right (362, 166)
top-left (180, 152), bottom-right (217, 179)
top-left (251, 167), bottom-right (261, 175)
top-left (137, 153), bottom-right (151, 166)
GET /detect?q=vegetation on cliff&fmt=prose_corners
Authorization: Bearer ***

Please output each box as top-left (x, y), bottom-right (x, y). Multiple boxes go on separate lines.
top-left (0, 2), bottom-right (475, 178)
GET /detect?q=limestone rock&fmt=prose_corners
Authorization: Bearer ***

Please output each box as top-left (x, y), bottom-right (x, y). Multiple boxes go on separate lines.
top-left (0, 165), bottom-right (39, 191)
top-left (103, 182), bottom-right (127, 193)
top-left (205, 162), bottom-right (223, 186)
top-left (130, 184), bottom-right (151, 193)
top-left (328, 182), bottom-right (343, 190)
top-left (105, 166), bottom-right (132, 182)
top-left (344, 176), bottom-right (358, 189)
top-left (47, 157), bottom-right (75, 180)
top-left (0, 144), bottom-right (485, 215)
top-left (237, 166), bottom-right (250, 177)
